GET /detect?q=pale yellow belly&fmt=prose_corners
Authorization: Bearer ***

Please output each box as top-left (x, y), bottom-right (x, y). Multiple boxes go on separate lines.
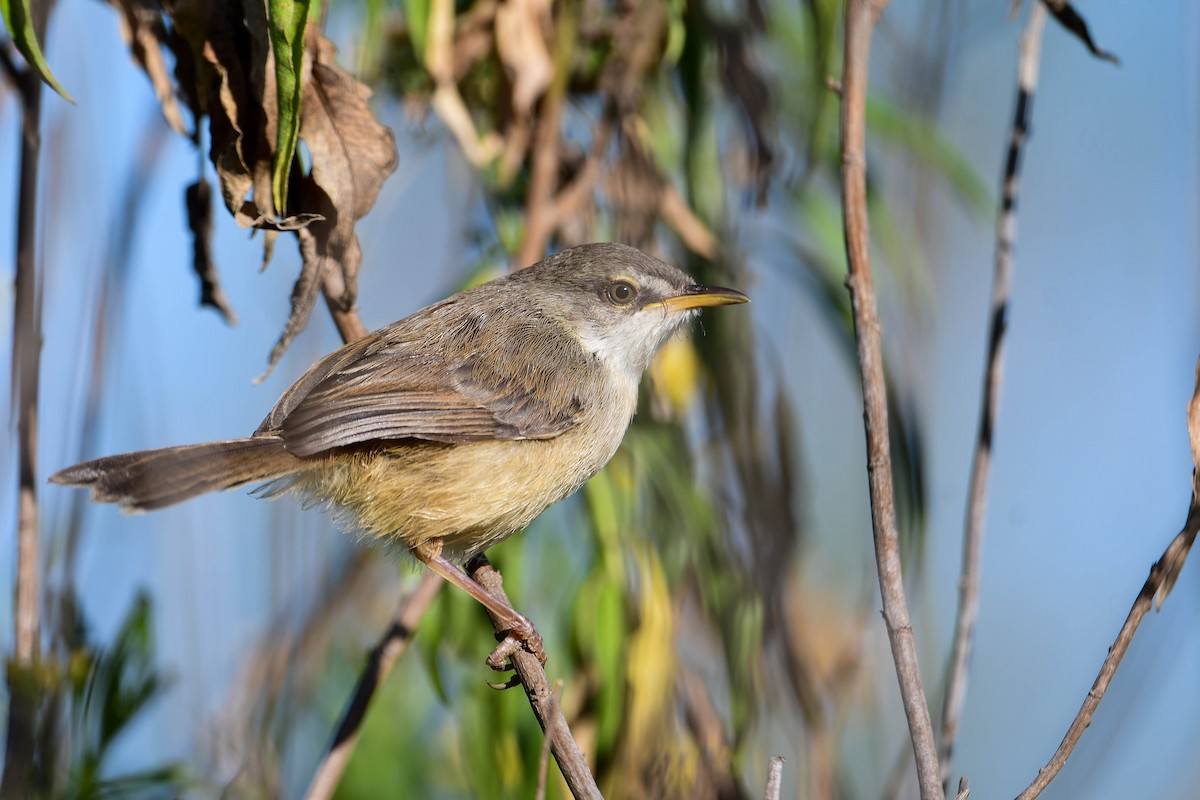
top-left (286, 416), bottom-right (626, 561)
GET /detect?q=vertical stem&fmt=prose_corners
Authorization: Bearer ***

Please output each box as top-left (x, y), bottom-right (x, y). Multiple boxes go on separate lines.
top-left (839, 1), bottom-right (942, 797)
top-left (939, 5), bottom-right (1046, 788)
top-left (3, 61), bottom-right (45, 798)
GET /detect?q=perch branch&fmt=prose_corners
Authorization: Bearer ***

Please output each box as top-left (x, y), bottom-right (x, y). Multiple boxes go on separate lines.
top-left (938, 4), bottom-right (1046, 788)
top-left (1015, 357), bottom-right (1200, 800)
top-left (839, 1), bottom-right (942, 797)
top-left (469, 556), bottom-right (602, 800)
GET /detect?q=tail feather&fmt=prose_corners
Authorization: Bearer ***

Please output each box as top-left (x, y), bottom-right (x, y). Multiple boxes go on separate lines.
top-left (50, 437), bottom-right (302, 512)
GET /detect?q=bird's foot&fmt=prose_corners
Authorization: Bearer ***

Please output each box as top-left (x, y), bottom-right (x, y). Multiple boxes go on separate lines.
top-left (486, 614), bottom-right (546, 673)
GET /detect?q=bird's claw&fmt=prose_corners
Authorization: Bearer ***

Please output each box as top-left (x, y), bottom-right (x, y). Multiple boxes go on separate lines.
top-left (487, 674), bottom-right (523, 690)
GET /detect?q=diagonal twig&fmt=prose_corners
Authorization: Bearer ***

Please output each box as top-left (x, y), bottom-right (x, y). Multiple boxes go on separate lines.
top-left (469, 556), bottom-right (602, 800)
top-left (938, 4), bottom-right (1047, 788)
top-left (1015, 357), bottom-right (1200, 800)
top-left (304, 573), bottom-right (443, 800)
top-left (839, 1), bottom-right (942, 797)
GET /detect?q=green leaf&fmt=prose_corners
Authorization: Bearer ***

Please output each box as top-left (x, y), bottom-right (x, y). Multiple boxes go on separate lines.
top-left (267, 0), bottom-right (318, 214)
top-left (1, 0), bottom-right (73, 101)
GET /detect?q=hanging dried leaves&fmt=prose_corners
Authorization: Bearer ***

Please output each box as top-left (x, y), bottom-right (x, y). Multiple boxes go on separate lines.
top-left (106, 0), bottom-right (398, 368)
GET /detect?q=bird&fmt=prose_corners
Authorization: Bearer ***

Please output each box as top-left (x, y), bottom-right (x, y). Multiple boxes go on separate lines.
top-left (51, 242), bottom-right (749, 667)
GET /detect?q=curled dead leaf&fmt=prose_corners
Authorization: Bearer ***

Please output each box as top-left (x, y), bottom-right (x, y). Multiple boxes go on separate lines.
top-left (185, 178), bottom-right (237, 324)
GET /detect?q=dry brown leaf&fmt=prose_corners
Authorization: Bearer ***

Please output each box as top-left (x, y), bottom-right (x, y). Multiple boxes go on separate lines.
top-left (185, 177), bottom-right (237, 324)
top-left (111, 0), bottom-right (188, 135)
top-left (197, 6), bottom-right (273, 227)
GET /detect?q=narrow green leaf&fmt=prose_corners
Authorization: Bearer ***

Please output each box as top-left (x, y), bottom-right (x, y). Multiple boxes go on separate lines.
top-left (866, 96), bottom-right (992, 219)
top-left (267, 0), bottom-right (318, 214)
top-left (1, 0), bottom-right (73, 101)
top-left (404, 0), bottom-right (432, 63)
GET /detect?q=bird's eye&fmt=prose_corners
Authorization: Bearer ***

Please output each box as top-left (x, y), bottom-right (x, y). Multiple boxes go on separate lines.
top-left (606, 280), bottom-right (638, 305)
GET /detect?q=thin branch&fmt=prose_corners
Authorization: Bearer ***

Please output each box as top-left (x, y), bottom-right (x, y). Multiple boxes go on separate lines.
top-left (469, 556), bottom-right (602, 800)
top-left (2, 59), bottom-right (44, 799)
top-left (839, 1), bottom-right (942, 798)
top-left (1015, 357), bottom-right (1200, 800)
top-left (304, 573), bottom-right (442, 800)
top-left (938, 4), bottom-right (1046, 788)
top-left (321, 287), bottom-right (368, 342)
top-left (659, 184), bottom-right (720, 261)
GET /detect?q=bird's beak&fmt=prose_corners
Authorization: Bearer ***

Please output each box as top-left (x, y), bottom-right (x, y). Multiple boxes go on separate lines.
top-left (651, 284), bottom-right (750, 312)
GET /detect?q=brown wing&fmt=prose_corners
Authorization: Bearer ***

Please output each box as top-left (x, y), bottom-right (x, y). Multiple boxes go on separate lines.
top-left (258, 297), bottom-right (594, 457)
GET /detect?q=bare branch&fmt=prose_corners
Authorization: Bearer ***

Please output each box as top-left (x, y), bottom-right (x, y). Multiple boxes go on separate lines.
top-left (938, 4), bottom-right (1046, 788)
top-left (469, 557), bottom-right (602, 800)
top-left (839, 0), bottom-right (942, 797)
top-left (304, 573), bottom-right (442, 800)
top-left (1015, 357), bottom-right (1200, 800)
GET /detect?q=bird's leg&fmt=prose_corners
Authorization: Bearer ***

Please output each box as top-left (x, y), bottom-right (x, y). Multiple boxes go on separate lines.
top-left (411, 541), bottom-right (546, 669)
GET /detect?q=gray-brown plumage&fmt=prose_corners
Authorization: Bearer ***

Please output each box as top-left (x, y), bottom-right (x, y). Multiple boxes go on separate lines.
top-left (52, 243), bottom-right (747, 663)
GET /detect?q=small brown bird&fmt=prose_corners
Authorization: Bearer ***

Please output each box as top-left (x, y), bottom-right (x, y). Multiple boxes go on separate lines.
top-left (52, 243), bottom-right (748, 666)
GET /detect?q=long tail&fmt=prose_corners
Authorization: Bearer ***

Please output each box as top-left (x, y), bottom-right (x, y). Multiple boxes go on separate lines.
top-left (50, 437), bottom-right (302, 512)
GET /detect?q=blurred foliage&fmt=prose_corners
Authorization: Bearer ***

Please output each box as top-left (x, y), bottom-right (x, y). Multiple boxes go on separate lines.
top-left (0, 589), bottom-right (185, 799)
top-left (66, 592), bottom-right (185, 799)
top-left (316, 0), bottom-right (984, 796)
top-left (1, 0), bottom-right (996, 796)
